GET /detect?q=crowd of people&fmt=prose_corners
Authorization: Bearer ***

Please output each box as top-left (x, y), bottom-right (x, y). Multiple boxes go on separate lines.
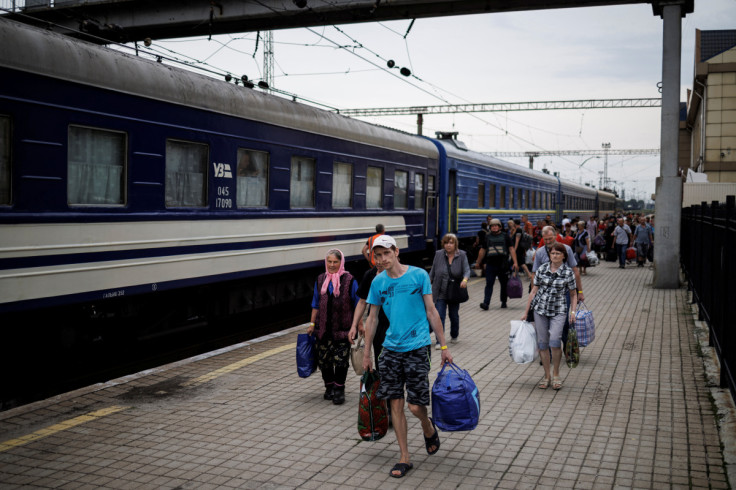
top-left (305, 212), bottom-right (654, 477)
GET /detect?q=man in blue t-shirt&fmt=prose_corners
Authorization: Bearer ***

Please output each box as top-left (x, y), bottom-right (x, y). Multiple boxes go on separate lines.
top-left (363, 235), bottom-right (453, 479)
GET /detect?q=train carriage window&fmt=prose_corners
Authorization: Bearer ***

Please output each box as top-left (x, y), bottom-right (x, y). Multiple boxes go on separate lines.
top-left (524, 190), bottom-right (529, 209)
top-left (531, 190), bottom-right (536, 209)
top-left (69, 126), bottom-right (126, 205)
top-left (290, 156), bottom-right (315, 208)
top-left (366, 166), bottom-right (383, 209)
top-left (510, 188), bottom-right (515, 209)
top-left (394, 170), bottom-right (408, 209)
top-left (478, 182), bottom-right (485, 208)
top-left (427, 175), bottom-right (436, 209)
top-left (165, 139), bottom-right (207, 207)
top-left (499, 186), bottom-right (506, 209)
top-left (332, 162), bottom-right (352, 208)
top-left (0, 116), bottom-right (9, 204)
top-left (236, 148), bottom-right (269, 207)
top-left (489, 184), bottom-right (496, 208)
top-left (415, 173), bottom-right (424, 209)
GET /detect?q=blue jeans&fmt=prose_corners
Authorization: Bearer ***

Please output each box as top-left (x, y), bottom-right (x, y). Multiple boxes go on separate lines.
top-left (483, 262), bottom-right (508, 305)
top-left (435, 299), bottom-right (460, 340)
top-left (616, 243), bottom-right (627, 267)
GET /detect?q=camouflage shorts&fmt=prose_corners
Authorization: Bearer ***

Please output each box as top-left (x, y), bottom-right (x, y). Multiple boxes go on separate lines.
top-left (377, 346), bottom-right (432, 406)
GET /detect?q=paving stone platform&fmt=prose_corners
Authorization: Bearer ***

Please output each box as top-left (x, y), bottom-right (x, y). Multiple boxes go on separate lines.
top-left (0, 261), bottom-right (732, 489)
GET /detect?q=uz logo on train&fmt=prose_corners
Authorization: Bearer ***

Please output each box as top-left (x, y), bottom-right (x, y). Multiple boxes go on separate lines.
top-left (213, 162), bottom-right (233, 209)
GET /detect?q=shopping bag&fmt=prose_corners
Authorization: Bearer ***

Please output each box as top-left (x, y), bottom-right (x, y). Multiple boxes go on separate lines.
top-left (296, 333), bottom-right (317, 378)
top-left (431, 362), bottom-right (480, 431)
top-left (574, 302), bottom-right (595, 347)
top-left (525, 248), bottom-right (535, 265)
top-left (565, 326), bottom-right (580, 368)
top-left (507, 274), bottom-right (523, 299)
top-left (357, 370), bottom-right (388, 441)
top-left (509, 320), bottom-right (538, 364)
top-left (351, 335), bottom-right (365, 376)
top-left (587, 250), bottom-right (599, 266)
top-left (626, 247), bottom-right (636, 260)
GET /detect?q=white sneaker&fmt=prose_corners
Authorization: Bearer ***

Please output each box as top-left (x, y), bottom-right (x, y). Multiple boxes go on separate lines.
top-left (435, 343), bottom-right (441, 350)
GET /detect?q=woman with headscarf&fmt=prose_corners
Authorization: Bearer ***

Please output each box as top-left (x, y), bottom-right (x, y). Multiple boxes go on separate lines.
top-left (307, 249), bottom-right (359, 405)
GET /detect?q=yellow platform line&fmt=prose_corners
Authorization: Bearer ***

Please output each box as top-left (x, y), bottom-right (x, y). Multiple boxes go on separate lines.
top-left (0, 405), bottom-right (129, 453)
top-left (182, 343), bottom-right (296, 387)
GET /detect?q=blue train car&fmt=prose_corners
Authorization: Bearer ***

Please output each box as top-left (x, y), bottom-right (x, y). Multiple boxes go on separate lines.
top-left (428, 132), bottom-right (601, 246)
top-left (596, 189), bottom-right (617, 217)
top-left (0, 19), bottom-right (439, 325)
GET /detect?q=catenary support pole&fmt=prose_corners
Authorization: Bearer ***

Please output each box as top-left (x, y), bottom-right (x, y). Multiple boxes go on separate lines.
top-left (654, 2), bottom-right (684, 289)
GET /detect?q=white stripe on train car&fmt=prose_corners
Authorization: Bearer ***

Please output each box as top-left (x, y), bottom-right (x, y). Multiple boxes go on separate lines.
top-left (0, 216), bottom-right (408, 305)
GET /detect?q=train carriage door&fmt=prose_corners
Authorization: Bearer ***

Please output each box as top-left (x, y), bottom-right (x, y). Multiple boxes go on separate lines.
top-left (448, 170), bottom-right (457, 234)
top-left (425, 174), bottom-right (438, 243)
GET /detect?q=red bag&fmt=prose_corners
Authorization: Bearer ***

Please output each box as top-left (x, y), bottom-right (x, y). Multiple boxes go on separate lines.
top-left (358, 371), bottom-right (388, 441)
top-left (626, 247), bottom-right (636, 260)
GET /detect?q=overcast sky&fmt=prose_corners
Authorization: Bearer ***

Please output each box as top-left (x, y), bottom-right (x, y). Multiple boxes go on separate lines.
top-left (149, 0), bottom-right (736, 201)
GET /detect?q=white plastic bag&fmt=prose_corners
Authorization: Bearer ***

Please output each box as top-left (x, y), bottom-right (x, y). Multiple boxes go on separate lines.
top-left (587, 250), bottom-right (599, 266)
top-left (525, 248), bottom-right (535, 265)
top-left (509, 320), bottom-right (538, 364)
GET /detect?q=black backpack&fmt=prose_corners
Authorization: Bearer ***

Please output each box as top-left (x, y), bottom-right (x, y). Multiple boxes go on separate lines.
top-left (519, 232), bottom-right (532, 251)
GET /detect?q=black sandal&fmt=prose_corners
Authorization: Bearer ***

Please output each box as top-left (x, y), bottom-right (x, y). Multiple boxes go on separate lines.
top-left (389, 462), bottom-right (413, 478)
top-left (424, 417), bottom-right (440, 455)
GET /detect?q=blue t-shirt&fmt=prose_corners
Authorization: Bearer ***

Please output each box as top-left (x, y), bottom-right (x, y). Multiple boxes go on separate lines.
top-left (367, 266), bottom-right (432, 352)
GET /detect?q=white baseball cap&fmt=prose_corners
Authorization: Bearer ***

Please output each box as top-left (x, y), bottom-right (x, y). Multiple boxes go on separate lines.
top-left (371, 235), bottom-right (397, 249)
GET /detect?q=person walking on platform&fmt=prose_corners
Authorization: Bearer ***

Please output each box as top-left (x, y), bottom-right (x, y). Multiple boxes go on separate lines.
top-left (523, 242), bottom-right (578, 390)
top-left (613, 218), bottom-right (632, 269)
top-left (349, 260), bottom-right (389, 373)
top-left (531, 226), bottom-right (584, 353)
top-left (362, 224), bottom-right (385, 267)
top-left (475, 218), bottom-right (516, 310)
top-left (362, 235), bottom-right (453, 479)
top-left (429, 233), bottom-right (470, 347)
top-left (574, 220), bottom-right (591, 275)
top-left (633, 216), bottom-right (653, 267)
top-left (508, 218), bottom-right (532, 281)
top-left (307, 249), bottom-right (359, 405)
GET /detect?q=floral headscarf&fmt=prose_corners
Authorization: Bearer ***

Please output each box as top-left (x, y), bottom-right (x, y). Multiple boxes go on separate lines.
top-left (321, 249), bottom-right (345, 297)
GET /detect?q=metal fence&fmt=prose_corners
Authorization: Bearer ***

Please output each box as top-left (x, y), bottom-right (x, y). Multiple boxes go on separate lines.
top-left (681, 196), bottom-right (736, 401)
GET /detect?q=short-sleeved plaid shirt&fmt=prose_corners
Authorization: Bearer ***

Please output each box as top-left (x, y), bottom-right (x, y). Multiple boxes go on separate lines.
top-left (531, 262), bottom-right (576, 316)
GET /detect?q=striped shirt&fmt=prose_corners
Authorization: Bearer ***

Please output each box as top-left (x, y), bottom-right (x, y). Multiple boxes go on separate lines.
top-left (531, 262), bottom-right (576, 317)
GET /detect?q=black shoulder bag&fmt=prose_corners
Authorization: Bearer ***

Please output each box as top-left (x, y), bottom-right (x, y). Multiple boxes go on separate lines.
top-left (445, 254), bottom-right (469, 304)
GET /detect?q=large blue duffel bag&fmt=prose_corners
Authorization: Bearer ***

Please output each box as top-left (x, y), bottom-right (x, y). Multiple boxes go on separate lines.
top-left (431, 362), bottom-right (480, 431)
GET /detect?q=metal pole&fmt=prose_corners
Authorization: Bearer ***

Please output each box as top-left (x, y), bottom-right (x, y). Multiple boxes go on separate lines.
top-left (653, 3), bottom-right (684, 288)
top-left (602, 143), bottom-right (610, 188)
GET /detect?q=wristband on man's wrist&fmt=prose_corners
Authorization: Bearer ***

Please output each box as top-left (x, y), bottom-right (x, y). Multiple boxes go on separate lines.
top-left (440, 345), bottom-right (448, 350)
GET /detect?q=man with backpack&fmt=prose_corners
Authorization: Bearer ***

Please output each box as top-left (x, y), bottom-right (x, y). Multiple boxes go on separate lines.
top-left (475, 219), bottom-right (518, 310)
top-left (508, 219), bottom-right (533, 281)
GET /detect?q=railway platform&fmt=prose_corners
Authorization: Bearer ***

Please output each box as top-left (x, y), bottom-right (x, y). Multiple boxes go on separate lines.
top-left (0, 260), bottom-right (733, 489)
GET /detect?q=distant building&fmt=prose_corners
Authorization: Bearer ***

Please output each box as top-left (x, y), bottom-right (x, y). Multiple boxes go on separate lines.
top-left (683, 29), bottom-right (736, 184)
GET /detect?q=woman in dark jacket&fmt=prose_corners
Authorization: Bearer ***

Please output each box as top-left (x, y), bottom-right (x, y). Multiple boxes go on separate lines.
top-left (429, 234), bottom-right (470, 347)
top-left (307, 249), bottom-right (359, 405)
